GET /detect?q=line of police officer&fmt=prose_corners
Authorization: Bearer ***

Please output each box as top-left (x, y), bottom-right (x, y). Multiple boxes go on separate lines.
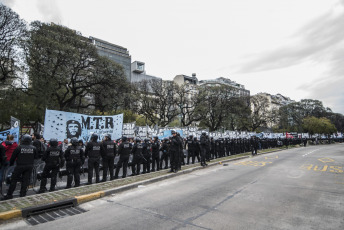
top-left (2, 130), bottom-right (329, 200)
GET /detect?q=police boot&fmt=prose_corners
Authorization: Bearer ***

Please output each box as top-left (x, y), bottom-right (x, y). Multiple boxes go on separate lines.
top-left (38, 187), bottom-right (47, 194)
top-left (1, 195), bottom-right (13, 200)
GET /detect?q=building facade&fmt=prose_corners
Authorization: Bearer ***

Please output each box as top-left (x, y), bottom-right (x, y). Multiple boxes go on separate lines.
top-left (89, 37), bottom-right (131, 81)
top-left (131, 61), bottom-right (162, 84)
top-left (198, 77), bottom-right (250, 97)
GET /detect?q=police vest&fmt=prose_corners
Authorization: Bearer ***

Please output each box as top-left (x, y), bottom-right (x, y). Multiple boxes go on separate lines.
top-left (120, 142), bottom-right (131, 156)
top-left (69, 146), bottom-right (81, 160)
top-left (104, 141), bottom-right (116, 157)
top-left (133, 143), bottom-right (143, 155)
top-left (17, 145), bottom-right (35, 165)
top-left (88, 142), bottom-right (101, 158)
top-left (46, 147), bottom-right (61, 165)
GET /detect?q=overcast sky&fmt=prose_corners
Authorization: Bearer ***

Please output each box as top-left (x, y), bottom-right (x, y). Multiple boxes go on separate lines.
top-left (2, 0), bottom-right (344, 114)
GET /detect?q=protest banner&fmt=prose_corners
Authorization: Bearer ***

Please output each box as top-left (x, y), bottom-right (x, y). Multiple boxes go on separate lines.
top-left (44, 109), bottom-right (123, 141)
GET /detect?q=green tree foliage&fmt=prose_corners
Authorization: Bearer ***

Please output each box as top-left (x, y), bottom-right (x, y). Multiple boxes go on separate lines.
top-left (198, 85), bottom-right (242, 131)
top-left (302, 117), bottom-right (337, 136)
top-left (0, 3), bottom-right (27, 88)
top-left (26, 21), bottom-right (128, 116)
top-left (249, 94), bottom-right (274, 131)
top-left (328, 113), bottom-right (344, 133)
top-left (277, 99), bottom-right (337, 132)
top-left (174, 83), bottom-right (204, 127)
top-left (132, 79), bottom-right (179, 126)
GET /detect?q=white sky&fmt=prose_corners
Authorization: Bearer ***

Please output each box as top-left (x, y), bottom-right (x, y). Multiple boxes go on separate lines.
top-left (2, 0), bottom-right (344, 114)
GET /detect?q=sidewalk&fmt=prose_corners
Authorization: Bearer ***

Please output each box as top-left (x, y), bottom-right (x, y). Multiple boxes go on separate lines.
top-left (0, 147), bottom-right (287, 222)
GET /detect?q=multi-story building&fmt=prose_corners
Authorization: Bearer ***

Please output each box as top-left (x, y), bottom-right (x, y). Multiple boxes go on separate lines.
top-left (198, 77), bottom-right (250, 97)
top-left (173, 74), bottom-right (198, 86)
top-left (89, 37), bottom-right (131, 81)
top-left (131, 61), bottom-right (162, 84)
top-left (255, 92), bottom-right (294, 111)
top-left (252, 92), bottom-right (295, 129)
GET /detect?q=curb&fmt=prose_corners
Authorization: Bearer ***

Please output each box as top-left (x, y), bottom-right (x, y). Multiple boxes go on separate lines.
top-left (0, 209), bottom-right (22, 221)
top-left (0, 149), bottom-right (281, 222)
top-left (76, 191), bottom-right (105, 204)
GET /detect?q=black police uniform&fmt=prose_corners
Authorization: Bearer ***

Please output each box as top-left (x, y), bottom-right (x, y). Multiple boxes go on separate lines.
top-left (142, 140), bottom-right (152, 173)
top-left (193, 137), bottom-right (201, 163)
top-left (131, 141), bottom-right (144, 175)
top-left (85, 138), bottom-right (103, 184)
top-left (159, 139), bottom-right (169, 169)
top-left (39, 142), bottom-right (64, 192)
top-left (185, 137), bottom-right (195, 164)
top-left (101, 139), bottom-right (116, 181)
top-left (169, 134), bottom-right (181, 172)
top-left (151, 138), bottom-right (160, 171)
top-left (114, 138), bottom-right (131, 178)
top-left (64, 141), bottom-right (84, 188)
top-left (199, 134), bottom-right (207, 166)
top-left (4, 136), bottom-right (39, 199)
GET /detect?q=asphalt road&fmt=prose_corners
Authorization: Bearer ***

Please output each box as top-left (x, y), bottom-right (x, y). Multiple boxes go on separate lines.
top-left (4, 144), bottom-right (344, 230)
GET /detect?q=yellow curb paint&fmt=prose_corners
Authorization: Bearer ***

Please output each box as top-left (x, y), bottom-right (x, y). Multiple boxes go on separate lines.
top-left (75, 191), bottom-right (105, 204)
top-left (0, 210), bottom-right (22, 221)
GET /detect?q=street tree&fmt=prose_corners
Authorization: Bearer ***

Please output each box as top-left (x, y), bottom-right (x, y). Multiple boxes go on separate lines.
top-left (198, 85), bottom-right (239, 131)
top-left (132, 79), bottom-right (179, 126)
top-left (0, 3), bottom-right (27, 88)
top-left (26, 22), bottom-right (127, 117)
top-left (174, 83), bottom-right (204, 127)
top-left (302, 116), bottom-right (337, 136)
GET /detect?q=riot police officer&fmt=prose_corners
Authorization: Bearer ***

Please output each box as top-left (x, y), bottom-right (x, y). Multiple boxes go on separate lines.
top-left (169, 130), bottom-right (181, 173)
top-left (151, 136), bottom-right (160, 171)
top-left (159, 138), bottom-right (169, 169)
top-left (176, 132), bottom-right (184, 170)
top-left (193, 137), bottom-right (201, 163)
top-left (131, 138), bottom-right (144, 175)
top-left (39, 138), bottom-right (65, 193)
top-left (250, 136), bottom-right (259, 156)
top-left (199, 132), bottom-right (208, 167)
top-left (3, 135), bottom-right (39, 200)
top-left (142, 138), bottom-right (151, 174)
top-left (101, 134), bottom-right (116, 181)
top-left (185, 135), bottom-right (194, 164)
top-left (114, 136), bottom-right (132, 179)
top-left (85, 133), bottom-right (103, 184)
top-left (64, 137), bottom-right (84, 188)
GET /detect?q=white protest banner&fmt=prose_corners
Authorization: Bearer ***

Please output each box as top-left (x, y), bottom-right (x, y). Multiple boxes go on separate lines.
top-left (44, 109), bottom-right (123, 141)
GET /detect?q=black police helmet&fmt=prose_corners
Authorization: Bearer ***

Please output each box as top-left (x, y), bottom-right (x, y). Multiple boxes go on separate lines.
top-left (91, 133), bottom-right (98, 141)
top-left (50, 138), bottom-right (58, 147)
top-left (171, 130), bottom-right (176, 135)
top-left (21, 134), bottom-right (32, 144)
top-left (135, 137), bottom-right (141, 142)
top-left (71, 137), bottom-right (78, 146)
top-left (105, 133), bottom-right (111, 140)
top-left (122, 136), bottom-right (127, 142)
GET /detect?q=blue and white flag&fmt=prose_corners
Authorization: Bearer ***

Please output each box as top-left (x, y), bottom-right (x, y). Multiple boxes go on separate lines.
top-left (43, 109), bottom-right (123, 141)
top-left (0, 127), bottom-right (20, 143)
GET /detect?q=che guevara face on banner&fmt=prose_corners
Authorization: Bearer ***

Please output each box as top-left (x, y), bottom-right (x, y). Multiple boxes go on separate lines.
top-left (66, 120), bottom-right (82, 139)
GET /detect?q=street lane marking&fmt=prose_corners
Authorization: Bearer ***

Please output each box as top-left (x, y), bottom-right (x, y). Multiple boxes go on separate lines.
top-left (302, 149), bottom-right (320, 157)
top-left (265, 155), bottom-right (279, 160)
top-left (234, 161), bottom-right (272, 167)
top-left (318, 158), bottom-right (335, 163)
top-left (300, 164), bottom-right (343, 173)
